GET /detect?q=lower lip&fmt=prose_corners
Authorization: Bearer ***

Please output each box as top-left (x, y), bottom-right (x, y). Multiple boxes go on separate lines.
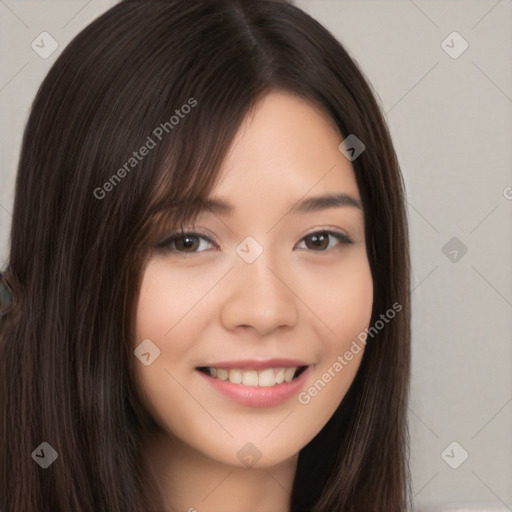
top-left (197, 367), bottom-right (311, 408)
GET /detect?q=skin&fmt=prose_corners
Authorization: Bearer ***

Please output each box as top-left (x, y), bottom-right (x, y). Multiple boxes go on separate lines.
top-left (133, 90), bottom-right (373, 512)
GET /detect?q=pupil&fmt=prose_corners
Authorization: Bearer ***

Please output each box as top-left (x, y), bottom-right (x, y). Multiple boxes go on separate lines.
top-left (178, 236), bottom-right (197, 251)
top-left (309, 233), bottom-right (328, 250)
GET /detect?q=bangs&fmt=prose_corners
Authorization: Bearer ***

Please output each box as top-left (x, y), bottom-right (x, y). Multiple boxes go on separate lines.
top-left (134, 87), bottom-right (274, 250)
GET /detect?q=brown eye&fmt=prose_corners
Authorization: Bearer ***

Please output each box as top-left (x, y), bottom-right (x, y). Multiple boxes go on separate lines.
top-left (306, 232), bottom-right (329, 250)
top-left (156, 232), bottom-right (215, 254)
top-left (174, 234), bottom-right (200, 252)
top-left (297, 231), bottom-right (353, 252)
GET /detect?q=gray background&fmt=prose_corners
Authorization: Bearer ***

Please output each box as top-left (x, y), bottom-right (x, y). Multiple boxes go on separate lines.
top-left (1, 1), bottom-right (511, 510)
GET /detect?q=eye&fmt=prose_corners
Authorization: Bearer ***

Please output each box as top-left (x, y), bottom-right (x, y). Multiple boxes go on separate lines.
top-left (295, 230), bottom-right (353, 252)
top-left (156, 228), bottom-right (353, 255)
top-left (156, 231), bottom-right (216, 254)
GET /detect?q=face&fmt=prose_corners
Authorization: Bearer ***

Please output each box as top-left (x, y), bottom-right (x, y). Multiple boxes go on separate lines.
top-left (133, 91), bottom-right (373, 469)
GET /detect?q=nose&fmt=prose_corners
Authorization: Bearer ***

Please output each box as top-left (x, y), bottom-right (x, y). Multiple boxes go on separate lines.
top-left (219, 252), bottom-right (299, 336)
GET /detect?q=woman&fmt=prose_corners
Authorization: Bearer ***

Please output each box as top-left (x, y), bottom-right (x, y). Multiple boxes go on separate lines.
top-left (0, 0), bottom-right (411, 510)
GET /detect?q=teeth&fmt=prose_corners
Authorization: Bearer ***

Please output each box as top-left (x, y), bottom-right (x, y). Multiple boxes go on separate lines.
top-left (258, 368), bottom-right (276, 387)
top-left (205, 366), bottom-right (304, 387)
top-left (229, 369), bottom-right (242, 384)
top-left (284, 367), bottom-right (296, 383)
top-left (216, 368), bottom-right (229, 381)
top-left (241, 370), bottom-right (258, 386)
top-left (275, 368), bottom-right (285, 384)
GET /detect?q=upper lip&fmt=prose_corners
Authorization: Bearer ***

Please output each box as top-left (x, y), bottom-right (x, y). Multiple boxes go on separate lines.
top-left (196, 358), bottom-right (309, 370)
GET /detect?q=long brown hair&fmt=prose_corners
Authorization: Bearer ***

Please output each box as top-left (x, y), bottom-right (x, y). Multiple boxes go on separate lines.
top-left (0, 1), bottom-right (411, 510)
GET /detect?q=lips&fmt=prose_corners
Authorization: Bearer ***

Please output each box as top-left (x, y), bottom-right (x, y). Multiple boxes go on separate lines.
top-left (196, 360), bottom-right (311, 407)
top-left (195, 358), bottom-right (310, 405)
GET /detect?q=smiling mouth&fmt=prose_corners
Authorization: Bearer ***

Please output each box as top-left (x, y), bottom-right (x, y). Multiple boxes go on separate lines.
top-left (196, 366), bottom-right (308, 387)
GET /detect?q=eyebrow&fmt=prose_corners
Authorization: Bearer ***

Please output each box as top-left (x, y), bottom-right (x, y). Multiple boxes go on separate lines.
top-left (197, 192), bottom-right (362, 216)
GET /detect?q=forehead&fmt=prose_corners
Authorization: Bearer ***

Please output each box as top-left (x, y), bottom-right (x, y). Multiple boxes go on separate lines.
top-left (205, 91), bottom-right (361, 215)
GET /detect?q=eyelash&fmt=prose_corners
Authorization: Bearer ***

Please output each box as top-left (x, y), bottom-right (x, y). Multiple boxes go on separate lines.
top-left (156, 228), bottom-right (354, 255)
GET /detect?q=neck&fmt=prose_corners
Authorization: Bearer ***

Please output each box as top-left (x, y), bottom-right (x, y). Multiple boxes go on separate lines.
top-left (144, 431), bottom-right (298, 512)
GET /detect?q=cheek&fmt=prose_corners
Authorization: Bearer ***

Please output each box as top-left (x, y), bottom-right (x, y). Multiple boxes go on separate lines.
top-left (298, 251), bottom-right (374, 345)
top-left (298, 253), bottom-right (373, 403)
top-left (331, 261), bottom-right (374, 345)
top-left (134, 259), bottom-right (221, 355)
top-left (136, 260), bottom-right (197, 338)
top-left (132, 261), bottom-right (200, 423)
